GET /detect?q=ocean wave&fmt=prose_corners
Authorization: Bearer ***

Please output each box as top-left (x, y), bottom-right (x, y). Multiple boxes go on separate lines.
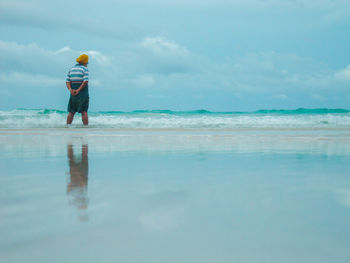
top-left (0, 108), bottom-right (350, 129)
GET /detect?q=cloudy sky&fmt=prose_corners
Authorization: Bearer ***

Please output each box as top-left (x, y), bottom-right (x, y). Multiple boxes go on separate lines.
top-left (0, 0), bottom-right (349, 111)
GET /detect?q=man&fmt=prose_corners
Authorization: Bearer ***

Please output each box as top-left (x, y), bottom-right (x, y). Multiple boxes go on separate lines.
top-left (66, 54), bottom-right (89, 125)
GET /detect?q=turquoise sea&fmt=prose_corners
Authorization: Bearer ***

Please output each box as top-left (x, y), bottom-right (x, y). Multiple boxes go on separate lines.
top-left (1, 108), bottom-right (350, 262)
top-left (0, 108), bottom-right (350, 129)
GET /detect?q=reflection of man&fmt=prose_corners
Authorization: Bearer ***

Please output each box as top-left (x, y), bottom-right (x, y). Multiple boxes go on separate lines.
top-left (67, 144), bottom-right (89, 217)
top-left (66, 54), bottom-right (89, 126)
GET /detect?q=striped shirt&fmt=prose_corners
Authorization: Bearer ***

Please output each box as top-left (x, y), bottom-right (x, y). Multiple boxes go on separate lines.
top-left (66, 64), bottom-right (89, 84)
top-left (66, 64), bottom-right (89, 98)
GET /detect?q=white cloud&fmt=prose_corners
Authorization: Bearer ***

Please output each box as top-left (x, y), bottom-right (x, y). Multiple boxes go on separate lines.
top-left (0, 72), bottom-right (61, 87)
top-left (130, 75), bottom-right (156, 87)
top-left (1, 0), bottom-right (349, 43)
top-left (85, 50), bottom-right (111, 66)
top-left (54, 0), bottom-right (350, 9)
top-left (272, 94), bottom-right (288, 100)
top-left (1, 0), bottom-right (349, 110)
top-left (140, 36), bottom-right (193, 75)
top-left (0, 39), bottom-right (348, 110)
top-left (0, 40), bottom-right (112, 94)
top-left (335, 65), bottom-right (350, 81)
top-left (197, 52), bottom-right (335, 94)
top-left (0, 0), bottom-right (133, 39)
top-left (311, 94), bottom-right (326, 101)
top-left (337, 189), bottom-right (350, 208)
top-left (147, 94), bottom-right (165, 99)
top-left (56, 46), bottom-right (71, 54)
top-left (0, 40), bottom-right (342, 95)
top-left (142, 37), bottom-right (189, 58)
top-left (0, 39), bottom-right (110, 73)
top-left (0, 89), bottom-right (12, 96)
top-left (0, 40), bottom-right (72, 75)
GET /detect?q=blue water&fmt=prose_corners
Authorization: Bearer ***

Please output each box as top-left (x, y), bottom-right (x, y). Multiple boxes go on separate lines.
top-left (1, 105), bottom-right (350, 262)
top-left (27, 108), bottom-right (350, 114)
top-left (0, 129), bottom-right (350, 262)
top-left (1, 108), bottom-right (350, 128)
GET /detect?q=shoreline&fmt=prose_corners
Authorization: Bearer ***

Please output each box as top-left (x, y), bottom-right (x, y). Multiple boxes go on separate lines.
top-left (1, 127), bottom-right (350, 132)
top-left (1, 128), bottom-right (350, 143)
top-left (1, 128), bottom-right (349, 157)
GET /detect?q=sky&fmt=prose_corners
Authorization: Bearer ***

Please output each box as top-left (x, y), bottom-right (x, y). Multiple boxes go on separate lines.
top-left (0, 0), bottom-right (350, 111)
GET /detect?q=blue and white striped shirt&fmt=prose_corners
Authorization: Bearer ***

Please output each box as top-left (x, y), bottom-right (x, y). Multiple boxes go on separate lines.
top-left (66, 64), bottom-right (89, 84)
top-left (66, 64), bottom-right (89, 98)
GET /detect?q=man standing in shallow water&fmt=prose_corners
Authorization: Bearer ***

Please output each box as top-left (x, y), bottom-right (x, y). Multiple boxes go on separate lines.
top-left (66, 54), bottom-right (89, 126)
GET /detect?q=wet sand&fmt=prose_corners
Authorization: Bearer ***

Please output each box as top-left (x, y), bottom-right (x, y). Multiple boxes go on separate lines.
top-left (1, 129), bottom-right (350, 263)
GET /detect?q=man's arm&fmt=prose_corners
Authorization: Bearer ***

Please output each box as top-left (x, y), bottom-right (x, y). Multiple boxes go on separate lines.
top-left (75, 81), bottom-right (88, 94)
top-left (66, 81), bottom-right (76, 96)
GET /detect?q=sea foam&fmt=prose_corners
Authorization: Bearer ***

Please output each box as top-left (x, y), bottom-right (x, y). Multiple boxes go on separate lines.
top-left (0, 108), bottom-right (349, 129)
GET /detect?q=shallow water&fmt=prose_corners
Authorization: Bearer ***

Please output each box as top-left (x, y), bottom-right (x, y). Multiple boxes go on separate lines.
top-left (1, 129), bottom-right (350, 263)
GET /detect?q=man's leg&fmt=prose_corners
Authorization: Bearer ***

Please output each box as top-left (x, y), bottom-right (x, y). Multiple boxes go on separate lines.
top-left (67, 112), bottom-right (75, 125)
top-left (81, 112), bottom-right (88, 125)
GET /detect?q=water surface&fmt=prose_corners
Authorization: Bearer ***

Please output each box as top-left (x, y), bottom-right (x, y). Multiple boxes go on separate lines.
top-left (0, 129), bottom-right (350, 263)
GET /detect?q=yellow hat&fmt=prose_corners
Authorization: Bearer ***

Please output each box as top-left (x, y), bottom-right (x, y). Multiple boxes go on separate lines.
top-left (76, 54), bottom-right (89, 64)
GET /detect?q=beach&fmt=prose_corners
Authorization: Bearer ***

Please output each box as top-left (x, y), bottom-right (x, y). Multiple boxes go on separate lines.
top-left (1, 123), bottom-right (350, 262)
top-left (2, 0), bottom-right (350, 260)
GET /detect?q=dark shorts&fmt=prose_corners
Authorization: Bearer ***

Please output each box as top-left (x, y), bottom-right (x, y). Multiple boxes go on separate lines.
top-left (68, 97), bottom-right (89, 113)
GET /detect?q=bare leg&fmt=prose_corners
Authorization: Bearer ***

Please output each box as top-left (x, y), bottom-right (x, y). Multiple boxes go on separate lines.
top-left (81, 112), bottom-right (88, 126)
top-left (67, 112), bottom-right (75, 125)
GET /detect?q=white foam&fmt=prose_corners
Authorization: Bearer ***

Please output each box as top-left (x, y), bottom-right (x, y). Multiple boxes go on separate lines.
top-left (1, 110), bottom-right (350, 129)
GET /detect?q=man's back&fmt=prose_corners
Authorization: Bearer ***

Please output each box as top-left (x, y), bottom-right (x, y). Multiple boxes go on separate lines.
top-left (66, 64), bottom-right (89, 99)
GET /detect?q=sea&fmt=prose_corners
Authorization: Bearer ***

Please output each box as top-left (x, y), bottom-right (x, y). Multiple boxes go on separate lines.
top-left (0, 108), bottom-right (349, 129)
top-left (1, 108), bottom-right (350, 263)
